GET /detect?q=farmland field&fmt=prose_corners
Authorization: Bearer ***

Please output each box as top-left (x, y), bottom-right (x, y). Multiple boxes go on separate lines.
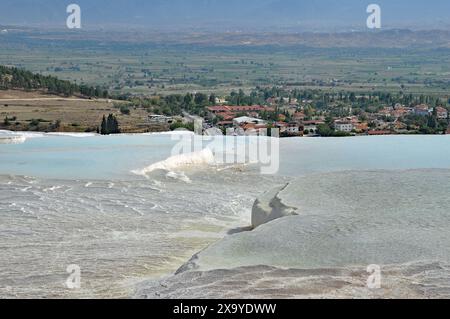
top-left (0, 90), bottom-right (160, 133)
top-left (1, 29), bottom-right (450, 97)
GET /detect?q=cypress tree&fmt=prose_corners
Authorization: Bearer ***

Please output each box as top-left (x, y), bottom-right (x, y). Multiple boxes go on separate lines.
top-left (100, 114), bottom-right (120, 135)
top-left (100, 115), bottom-right (107, 135)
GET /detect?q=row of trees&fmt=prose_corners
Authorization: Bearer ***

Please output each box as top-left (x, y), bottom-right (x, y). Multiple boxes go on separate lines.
top-left (127, 87), bottom-right (449, 122)
top-left (0, 65), bottom-right (108, 98)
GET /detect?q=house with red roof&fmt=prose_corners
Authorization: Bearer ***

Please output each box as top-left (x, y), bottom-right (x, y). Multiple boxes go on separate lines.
top-left (435, 107), bottom-right (448, 120)
top-left (414, 104), bottom-right (431, 116)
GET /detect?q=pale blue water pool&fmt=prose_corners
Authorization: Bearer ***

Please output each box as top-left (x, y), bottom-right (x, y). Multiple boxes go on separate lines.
top-left (0, 134), bottom-right (178, 180)
top-left (1, 132), bottom-right (450, 298)
top-left (1, 133), bottom-right (450, 179)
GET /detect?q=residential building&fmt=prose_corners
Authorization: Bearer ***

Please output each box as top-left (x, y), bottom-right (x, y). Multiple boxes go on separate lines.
top-left (293, 112), bottom-right (305, 122)
top-left (334, 121), bottom-right (354, 132)
top-left (414, 104), bottom-right (431, 116)
top-left (229, 105), bottom-right (266, 112)
top-left (302, 120), bottom-right (325, 135)
top-left (207, 106), bottom-right (230, 114)
top-left (392, 107), bottom-right (410, 118)
top-left (215, 97), bottom-right (228, 104)
top-left (241, 123), bottom-right (269, 135)
top-left (275, 122), bottom-right (288, 134)
top-left (233, 116), bottom-right (267, 127)
top-left (378, 107), bottom-right (393, 117)
top-left (354, 122), bottom-right (369, 133)
top-left (286, 123), bottom-right (301, 135)
top-left (436, 107), bottom-right (448, 120)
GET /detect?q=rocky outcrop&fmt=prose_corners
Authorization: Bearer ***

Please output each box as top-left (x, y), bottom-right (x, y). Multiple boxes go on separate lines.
top-left (251, 183), bottom-right (298, 229)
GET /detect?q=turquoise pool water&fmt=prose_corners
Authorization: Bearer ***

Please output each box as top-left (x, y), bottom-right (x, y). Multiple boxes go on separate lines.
top-left (1, 133), bottom-right (450, 179)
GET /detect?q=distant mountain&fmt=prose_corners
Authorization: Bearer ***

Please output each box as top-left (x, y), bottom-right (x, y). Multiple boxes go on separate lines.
top-left (1, 0), bottom-right (450, 31)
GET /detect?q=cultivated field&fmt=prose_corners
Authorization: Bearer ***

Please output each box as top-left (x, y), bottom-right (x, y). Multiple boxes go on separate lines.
top-left (1, 29), bottom-right (450, 97)
top-left (0, 90), bottom-right (161, 133)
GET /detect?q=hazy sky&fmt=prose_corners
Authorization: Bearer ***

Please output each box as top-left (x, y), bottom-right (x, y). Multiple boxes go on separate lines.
top-left (1, 0), bottom-right (449, 31)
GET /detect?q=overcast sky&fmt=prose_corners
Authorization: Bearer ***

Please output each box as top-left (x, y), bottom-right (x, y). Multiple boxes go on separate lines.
top-left (1, 0), bottom-right (449, 31)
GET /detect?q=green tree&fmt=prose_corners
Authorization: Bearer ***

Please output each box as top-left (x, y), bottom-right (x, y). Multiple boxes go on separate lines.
top-left (120, 106), bottom-right (130, 115)
top-left (100, 114), bottom-right (120, 135)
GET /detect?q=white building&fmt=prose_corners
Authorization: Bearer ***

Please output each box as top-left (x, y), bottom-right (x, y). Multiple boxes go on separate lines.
top-left (286, 123), bottom-right (300, 135)
top-left (233, 116), bottom-right (266, 127)
top-left (334, 121), bottom-right (354, 132)
top-left (215, 97), bottom-right (228, 104)
top-left (303, 124), bottom-right (317, 135)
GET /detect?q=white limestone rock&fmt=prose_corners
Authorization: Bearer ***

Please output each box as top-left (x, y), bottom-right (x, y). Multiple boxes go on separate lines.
top-left (251, 183), bottom-right (298, 229)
